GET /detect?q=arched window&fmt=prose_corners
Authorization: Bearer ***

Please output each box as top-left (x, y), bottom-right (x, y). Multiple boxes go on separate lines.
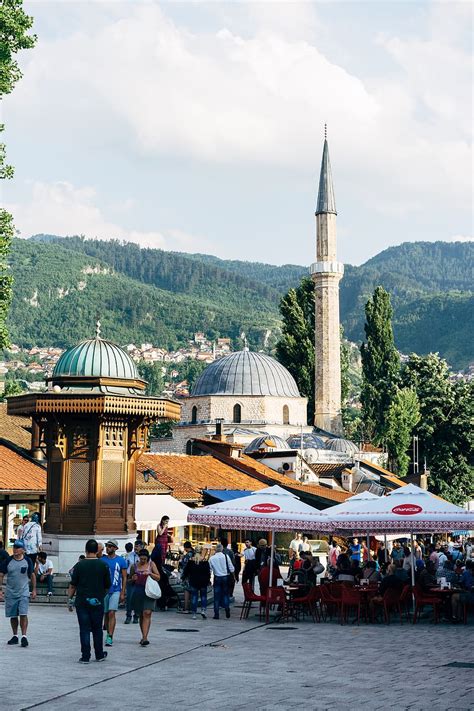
top-left (191, 406), bottom-right (198, 424)
top-left (283, 405), bottom-right (289, 425)
top-left (233, 403), bottom-right (242, 423)
top-left (186, 440), bottom-right (193, 455)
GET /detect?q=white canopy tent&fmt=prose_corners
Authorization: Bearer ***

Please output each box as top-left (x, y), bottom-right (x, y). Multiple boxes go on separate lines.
top-left (188, 485), bottom-right (331, 583)
top-left (326, 484), bottom-right (474, 587)
top-left (135, 494), bottom-right (191, 531)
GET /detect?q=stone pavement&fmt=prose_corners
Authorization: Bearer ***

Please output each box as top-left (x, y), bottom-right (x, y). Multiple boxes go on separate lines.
top-left (1, 595), bottom-right (473, 711)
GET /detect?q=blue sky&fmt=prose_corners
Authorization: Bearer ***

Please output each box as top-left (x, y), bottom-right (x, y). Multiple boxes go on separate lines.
top-left (2, 1), bottom-right (472, 266)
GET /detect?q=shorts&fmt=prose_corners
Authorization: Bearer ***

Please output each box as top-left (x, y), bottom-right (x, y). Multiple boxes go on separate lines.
top-left (5, 595), bottom-right (29, 618)
top-left (104, 591), bottom-right (120, 612)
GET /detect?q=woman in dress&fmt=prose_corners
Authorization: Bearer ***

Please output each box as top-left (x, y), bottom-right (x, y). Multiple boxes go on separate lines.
top-left (130, 549), bottom-right (161, 646)
top-left (156, 516), bottom-right (170, 564)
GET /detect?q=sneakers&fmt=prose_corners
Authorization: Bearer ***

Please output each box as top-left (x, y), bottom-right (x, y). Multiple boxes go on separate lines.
top-left (225, 608), bottom-right (231, 619)
top-left (200, 610), bottom-right (207, 619)
top-left (96, 652), bottom-right (108, 662)
top-left (213, 615), bottom-right (219, 620)
top-left (21, 637), bottom-right (29, 647)
top-left (105, 635), bottom-right (113, 647)
top-left (7, 636), bottom-right (19, 645)
top-left (192, 614), bottom-right (197, 620)
top-left (132, 616), bottom-right (139, 624)
top-left (78, 657), bottom-right (90, 664)
top-left (47, 592), bottom-right (53, 597)
top-left (124, 617), bottom-right (131, 625)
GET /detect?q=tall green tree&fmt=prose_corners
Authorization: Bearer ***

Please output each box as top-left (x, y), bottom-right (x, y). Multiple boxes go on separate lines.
top-left (137, 361), bottom-right (164, 396)
top-left (385, 387), bottom-right (420, 477)
top-left (0, 0), bottom-right (36, 347)
top-left (275, 277), bottom-right (315, 422)
top-left (360, 286), bottom-right (400, 444)
top-left (402, 353), bottom-right (474, 505)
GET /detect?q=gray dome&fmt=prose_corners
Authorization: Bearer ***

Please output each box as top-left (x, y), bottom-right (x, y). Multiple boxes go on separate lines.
top-left (191, 351), bottom-right (300, 397)
top-left (244, 435), bottom-right (289, 453)
top-left (287, 434), bottom-right (326, 450)
top-left (325, 438), bottom-right (359, 455)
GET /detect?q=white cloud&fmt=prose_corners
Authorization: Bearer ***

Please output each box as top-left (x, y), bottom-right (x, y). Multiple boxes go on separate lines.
top-left (6, 1), bottom-right (472, 241)
top-left (5, 180), bottom-right (213, 253)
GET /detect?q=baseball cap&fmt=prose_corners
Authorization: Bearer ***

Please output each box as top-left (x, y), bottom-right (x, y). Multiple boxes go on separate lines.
top-left (106, 539), bottom-right (119, 549)
top-left (13, 540), bottom-right (25, 549)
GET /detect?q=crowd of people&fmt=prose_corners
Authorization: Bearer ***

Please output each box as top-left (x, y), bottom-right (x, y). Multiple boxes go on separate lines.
top-left (0, 511), bottom-right (473, 658)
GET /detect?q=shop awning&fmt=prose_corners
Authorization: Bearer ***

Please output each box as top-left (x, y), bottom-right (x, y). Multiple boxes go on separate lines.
top-left (204, 489), bottom-right (254, 502)
top-left (135, 494), bottom-right (191, 530)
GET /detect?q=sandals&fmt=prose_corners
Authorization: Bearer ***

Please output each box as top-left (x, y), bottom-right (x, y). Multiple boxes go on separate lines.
top-left (139, 639), bottom-right (150, 646)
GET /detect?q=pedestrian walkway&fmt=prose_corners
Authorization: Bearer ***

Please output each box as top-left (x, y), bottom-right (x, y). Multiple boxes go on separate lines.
top-left (1, 598), bottom-right (472, 710)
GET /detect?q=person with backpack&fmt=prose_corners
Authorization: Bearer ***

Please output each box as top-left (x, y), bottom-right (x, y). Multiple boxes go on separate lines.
top-left (182, 546), bottom-right (211, 620)
top-left (21, 513), bottom-right (43, 567)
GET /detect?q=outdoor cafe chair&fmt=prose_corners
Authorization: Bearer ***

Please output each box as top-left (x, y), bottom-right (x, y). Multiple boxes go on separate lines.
top-left (341, 586), bottom-right (363, 625)
top-left (320, 583), bottom-right (343, 622)
top-left (265, 586), bottom-right (291, 624)
top-left (290, 585), bottom-right (321, 623)
top-left (399, 584), bottom-right (412, 621)
top-left (241, 582), bottom-right (265, 621)
top-left (413, 584), bottom-right (441, 625)
top-left (371, 587), bottom-right (403, 625)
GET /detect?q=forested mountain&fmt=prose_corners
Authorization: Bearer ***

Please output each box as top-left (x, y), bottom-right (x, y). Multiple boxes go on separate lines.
top-left (9, 236), bottom-right (473, 369)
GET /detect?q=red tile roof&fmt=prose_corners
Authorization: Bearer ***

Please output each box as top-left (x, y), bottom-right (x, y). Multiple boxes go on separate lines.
top-left (0, 403), bottom-right (32, 451)
top-left (0, 441), bottom-right (46, 493)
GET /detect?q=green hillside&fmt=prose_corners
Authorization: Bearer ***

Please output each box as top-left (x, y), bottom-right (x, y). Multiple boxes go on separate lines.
top-left (10, 236), bottom-right (474, 369)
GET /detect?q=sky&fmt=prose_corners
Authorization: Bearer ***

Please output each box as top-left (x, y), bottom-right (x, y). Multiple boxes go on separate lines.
top-left (2, 0), bottom-right (472, 266)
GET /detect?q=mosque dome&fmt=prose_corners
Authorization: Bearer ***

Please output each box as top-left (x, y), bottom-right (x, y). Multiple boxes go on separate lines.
top-left (53, 333), bottom-right (139, 381)
top-left (191, 350), bottom-right (300, 397)
top-left (325, 437), bottom-right (359, 455)
top-left (287, 433), bottom-right (326, 450)
top-left (244, 435), bottom-right (289, 454)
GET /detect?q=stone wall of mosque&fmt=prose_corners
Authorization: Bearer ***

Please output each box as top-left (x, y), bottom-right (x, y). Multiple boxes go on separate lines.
top-left (179, 395), bottom-right (307, 428)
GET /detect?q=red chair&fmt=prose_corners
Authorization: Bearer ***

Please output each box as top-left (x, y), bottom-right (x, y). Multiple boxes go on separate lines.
top-left (290, 586), bottom-right (321, 623)
top-left (320, 583), bottom-right (343, 622)
top-left (399, 584), bottom-right (412, 621)
top-left (341, 587), bottom-right (362, 625)
top-left (372, 588), bottom-right (403, 624)
top-left (413, 584), bottom-right (441, 624)
top-left (240, 582), bottom-right (265, 620)
top-left (265, 586), bottom-right (290, 623)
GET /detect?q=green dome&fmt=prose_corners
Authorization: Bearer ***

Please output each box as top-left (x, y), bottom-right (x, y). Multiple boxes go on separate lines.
top-left (53, 337), bottom-right (138, 381)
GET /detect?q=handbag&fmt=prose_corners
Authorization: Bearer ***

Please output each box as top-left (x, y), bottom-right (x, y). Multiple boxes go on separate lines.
top-left (145, 574), bottom-right (162, 600)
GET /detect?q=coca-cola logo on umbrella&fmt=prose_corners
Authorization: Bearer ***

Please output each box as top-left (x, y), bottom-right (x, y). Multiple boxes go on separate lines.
top-left (392, 504), bottom-right (423, 516)
top-left (250, 503), bottom-right (281, 514)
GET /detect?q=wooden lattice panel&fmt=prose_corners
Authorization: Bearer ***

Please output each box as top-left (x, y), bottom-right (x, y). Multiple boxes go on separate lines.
top-left (101, 460), bottom-right (122, 505)
top-left (68, 460), bottom-right (91, 505)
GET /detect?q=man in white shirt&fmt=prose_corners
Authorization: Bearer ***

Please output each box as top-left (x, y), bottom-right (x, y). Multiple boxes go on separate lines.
top-left (289, 533), bottom-right (302, 560)
top-left (242, 540), bottom-right (257, 588)
top-left (35, 552), bottom-right (53, 596)
top-left (209, 544), bottom-right (234, 620)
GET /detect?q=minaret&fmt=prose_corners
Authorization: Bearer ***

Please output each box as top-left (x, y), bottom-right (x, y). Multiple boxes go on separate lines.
top-left (310, 127), bottom-right (344, 434)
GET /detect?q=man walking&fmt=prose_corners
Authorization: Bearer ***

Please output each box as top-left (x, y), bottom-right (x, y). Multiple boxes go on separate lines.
top-left (209, 544), bottom-right (234, 620)
top-left (68, 539), bottom-right (111, 663)
top-left (103, 540), bottom-right (127, 647)
top-left (0, 540), bottom-right (36, 647)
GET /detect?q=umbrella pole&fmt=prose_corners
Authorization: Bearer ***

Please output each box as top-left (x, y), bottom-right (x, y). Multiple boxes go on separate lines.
top-left (410, 531), bottom-right (416, 614)
top-left (366, 532), bottom-right (370, 564)
top-left (384, 534), bottom-right (388, 563)
top-left (269, 533), bottom-right (275, 590)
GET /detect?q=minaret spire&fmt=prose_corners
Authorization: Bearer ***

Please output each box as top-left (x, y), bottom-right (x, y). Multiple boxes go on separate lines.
top-left (310, 131), bottom-right (344, 434)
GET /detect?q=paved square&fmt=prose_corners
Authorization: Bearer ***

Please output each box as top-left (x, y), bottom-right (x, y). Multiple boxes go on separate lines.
top-left (1, 596), bottom-right (472, 711)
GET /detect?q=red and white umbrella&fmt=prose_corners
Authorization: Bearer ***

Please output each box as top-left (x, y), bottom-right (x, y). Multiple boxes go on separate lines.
top-left (328, 484), bottom-right (474, 534)
top-left (187, 485), bottom-right (331, 532)
top-left (188, 485), bottom-right (331, 584)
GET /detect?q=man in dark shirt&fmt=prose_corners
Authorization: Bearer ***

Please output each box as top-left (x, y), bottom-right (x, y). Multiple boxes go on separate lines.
top-left (67, 539), bottom-right (111, 664)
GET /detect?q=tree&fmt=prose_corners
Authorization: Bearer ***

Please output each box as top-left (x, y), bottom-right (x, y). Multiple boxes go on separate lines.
top-left (385, 387), bottom-right (420, 477)
top-left (275, 277), bottom-right (315, 422)
top-left (360, 286), bottom-right (400, 444)
top-left (2, 379), bottom-right (25, 399)
top-left (137, 361), bottom-right (164, 396)
top-left (402, 353), bottom-right (474, 505)
top-left (0, 0), bottom-right (36, 347)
